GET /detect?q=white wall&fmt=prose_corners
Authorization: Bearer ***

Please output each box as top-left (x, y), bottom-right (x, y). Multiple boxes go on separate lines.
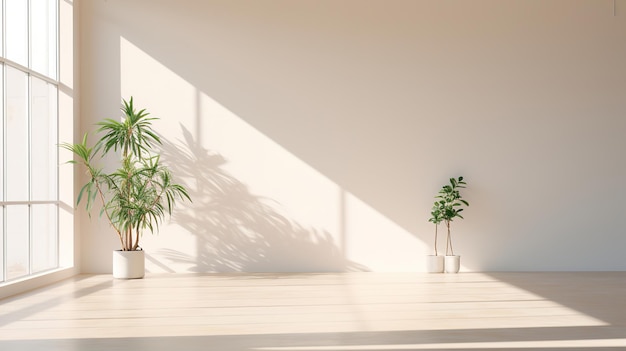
top-left (79, 0), bottom-right (626, 273)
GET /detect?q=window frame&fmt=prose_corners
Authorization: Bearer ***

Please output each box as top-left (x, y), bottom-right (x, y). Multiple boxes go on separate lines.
top-left (0, 0), bottom-right (60, 283)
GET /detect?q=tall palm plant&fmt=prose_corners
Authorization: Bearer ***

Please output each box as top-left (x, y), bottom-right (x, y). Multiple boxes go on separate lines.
top-left (62, 97), bottom-right (191, 251)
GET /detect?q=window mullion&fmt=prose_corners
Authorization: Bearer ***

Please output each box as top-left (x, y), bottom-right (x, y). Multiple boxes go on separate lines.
top-left (2, 0), bottom-right (6, 284)
top-left (0, 58), bottom-right (56, 85)
top-left (26, 0), bottom-right (31, 277)
top-left (2, 0), bottom-right (5, 57)
top-left (27, 75), bottom-right (31, 276)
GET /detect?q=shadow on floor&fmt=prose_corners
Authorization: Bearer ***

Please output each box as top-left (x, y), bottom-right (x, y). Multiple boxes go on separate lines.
top-left (487, 272), bottom-right (626, 329)
top-left (0, 275), bottom-right (116, 327)
top-left (2, 326), bottom-right (625, 351)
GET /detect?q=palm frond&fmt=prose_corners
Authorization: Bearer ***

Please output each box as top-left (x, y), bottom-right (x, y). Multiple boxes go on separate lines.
top-left (60, 97), bottom-right (191, 251)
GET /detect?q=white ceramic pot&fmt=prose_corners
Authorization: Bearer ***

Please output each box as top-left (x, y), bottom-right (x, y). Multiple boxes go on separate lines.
top-left (444, 255), bottom-right (460, 273)
top-left (426, 255), bottom-right (445, 273)
top-left (112, 249), bottom-right (145, 279)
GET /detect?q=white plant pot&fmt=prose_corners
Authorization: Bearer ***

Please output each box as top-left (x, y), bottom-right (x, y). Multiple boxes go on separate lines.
top-left (445, 255), bottom-right (461, 273)
top-left (112, 249), bottom-right (145, 279)
top-left (426, 255), bottom-right (445, 273)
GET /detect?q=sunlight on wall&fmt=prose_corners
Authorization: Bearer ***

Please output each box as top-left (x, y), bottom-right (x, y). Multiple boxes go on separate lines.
top-left (345, 192), bottom-right (422, 271)
top-left (119, 37), bottom-right (198, 272)
top-left (200, 91), bottom-right (343, 244)
top-left (119, 37), bottom-right (429, 273)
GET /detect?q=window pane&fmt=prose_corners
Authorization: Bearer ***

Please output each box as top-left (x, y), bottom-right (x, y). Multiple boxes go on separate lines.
top-left (5, 0), bottom-right (28, 66)
top-left (31, 78), bottom-right (58, 201)
top-left (6, 67), bottom-right (29, 201)
top-left (2, 1), bottom-right (61, 282)
top-left (6, 205), bottom-right (29, 280)
top-left (0, 208), bottom-right (4, 282)
top-left (0, 66), bottom-right (3, 201)
top-left (32, 204), bottom-right (57, 273)
top-left (0, 1), bottom-right (3, 58)
top-left (31, 0), bottom-right (58, 79)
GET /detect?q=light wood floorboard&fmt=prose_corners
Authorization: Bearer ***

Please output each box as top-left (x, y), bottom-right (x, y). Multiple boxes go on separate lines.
top-left (1, 272), bottom-right (626, 350)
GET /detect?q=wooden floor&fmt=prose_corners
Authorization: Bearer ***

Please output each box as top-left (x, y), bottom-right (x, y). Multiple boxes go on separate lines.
top-left (1, 272), bottom-right (626, 350)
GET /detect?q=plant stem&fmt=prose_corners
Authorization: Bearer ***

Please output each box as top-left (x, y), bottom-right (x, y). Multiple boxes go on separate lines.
top-left (126, 228), bottom-right (132, 251)
top-left (434, 224), bottom-right (438, 256)
top-left (88, 170), bottom-right (124, 249)
top-left (133, 222), bottom-right (140, 250)
top-left (446, 220), bottom-right (454, 256)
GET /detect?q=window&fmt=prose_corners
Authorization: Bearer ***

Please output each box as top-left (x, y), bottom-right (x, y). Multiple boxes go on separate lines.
top-left (1, 0), bottom-right (59, 282)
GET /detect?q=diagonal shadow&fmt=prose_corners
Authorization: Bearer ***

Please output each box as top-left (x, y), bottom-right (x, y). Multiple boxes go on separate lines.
top-left (0, 275), bottom-right (115, 327)
top-left (487, 272), bottom-right (626, 329)
top-left (1, 327), bottom-right (626, 351)
top-left (158, 125), bottom-right (368, 273)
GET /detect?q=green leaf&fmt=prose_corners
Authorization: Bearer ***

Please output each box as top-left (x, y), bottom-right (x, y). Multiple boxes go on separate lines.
top-left (76, 183), bottom-right (91, 206)
top-left (60, 97), bottom-right (192, 250)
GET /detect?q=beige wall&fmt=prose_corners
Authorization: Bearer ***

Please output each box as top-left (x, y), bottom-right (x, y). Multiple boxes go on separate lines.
top-left (79, 0), bottom-right (626, 273)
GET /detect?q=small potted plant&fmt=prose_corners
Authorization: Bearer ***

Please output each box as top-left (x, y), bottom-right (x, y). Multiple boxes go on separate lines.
top-left (426, 205), bottom-right (444, 273)
top-left (62, 97), bottom-right (191, 279)
top-left (434, 176), bottom-right (469, 273)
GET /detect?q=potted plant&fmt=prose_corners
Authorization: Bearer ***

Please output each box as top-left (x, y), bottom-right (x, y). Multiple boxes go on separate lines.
top-left (62, 97), bottom-right (191, 279)
top-left (426, 205), bottom-right (444, 273)
top-left (434, 176), bottom-right (469, 273)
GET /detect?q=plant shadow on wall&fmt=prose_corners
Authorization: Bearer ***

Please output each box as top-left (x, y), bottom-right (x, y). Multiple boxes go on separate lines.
top-left (157, 125), bottom-right (368, 272)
